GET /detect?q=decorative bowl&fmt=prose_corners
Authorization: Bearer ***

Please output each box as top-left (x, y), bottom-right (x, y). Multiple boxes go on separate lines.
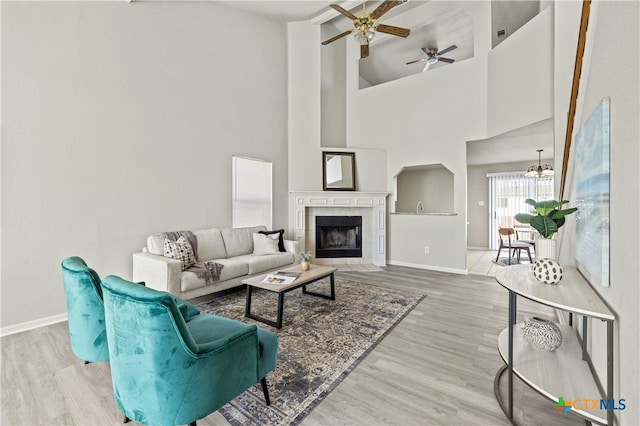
top-left (522, 316), bottom-right (563, 351)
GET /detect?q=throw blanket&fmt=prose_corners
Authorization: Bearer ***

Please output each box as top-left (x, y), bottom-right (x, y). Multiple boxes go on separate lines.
top-left (163, 231), bottom-right (224, 285)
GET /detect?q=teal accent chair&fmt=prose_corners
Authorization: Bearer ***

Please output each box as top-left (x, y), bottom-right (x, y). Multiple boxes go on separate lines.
top-left (101, 275), bottom-right (278, 426)
top-left (61, 256), bottom-right (110, 363)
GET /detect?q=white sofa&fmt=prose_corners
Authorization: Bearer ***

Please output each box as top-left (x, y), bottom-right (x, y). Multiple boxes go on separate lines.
top-left (133, 225), bottom-right (299, 300)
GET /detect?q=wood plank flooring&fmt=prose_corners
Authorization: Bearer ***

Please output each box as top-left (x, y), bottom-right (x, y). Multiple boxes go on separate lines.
top-left (1, 265), bottom-right (583, 425)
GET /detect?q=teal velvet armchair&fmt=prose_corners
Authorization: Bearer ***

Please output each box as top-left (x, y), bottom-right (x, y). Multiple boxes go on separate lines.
top-left (61, 256), bottom-right (109, 363)
top-left (101, 275), bottom-right (278, 426)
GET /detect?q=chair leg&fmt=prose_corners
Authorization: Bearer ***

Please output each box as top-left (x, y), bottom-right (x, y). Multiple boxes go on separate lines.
top-left (188, 422), bottom-right (196, 426)
top-left (84, 360), bottom-right (90, 365)
top-left (123, 416), bottom-right (130, 423)
top-left (526, 247), bottom-right (532, 263)
top-left (260, 377), bottom-right (271, 406)
top-left (495, 247), bottom-right (502, 262)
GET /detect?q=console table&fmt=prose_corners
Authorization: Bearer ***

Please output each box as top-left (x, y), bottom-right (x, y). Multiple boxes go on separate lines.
top-left (494, 264), bottom-right (615, 425)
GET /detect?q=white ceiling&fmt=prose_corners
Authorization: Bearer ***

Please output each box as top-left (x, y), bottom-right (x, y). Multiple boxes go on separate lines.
top-left (218, 1), bottom-right (552, 165)
top-left (466, 118), bottom-right (554, 166)
top-left (219, 1), bottom-right (332, 22)
top-left (358, 7), bottom-right (474, 86)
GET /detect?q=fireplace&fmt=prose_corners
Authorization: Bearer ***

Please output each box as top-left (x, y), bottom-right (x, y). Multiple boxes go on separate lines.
top-left (315, 216), bottom-right (362, 258)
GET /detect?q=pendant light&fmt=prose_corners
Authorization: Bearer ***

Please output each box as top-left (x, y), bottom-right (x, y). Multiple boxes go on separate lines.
top-left (524, 149), bottom-right (554, 178)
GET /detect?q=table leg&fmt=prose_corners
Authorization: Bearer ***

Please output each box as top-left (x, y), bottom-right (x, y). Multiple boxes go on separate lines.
top-left (302, 273), bottom-right (335, 300)
top-left (245, 285), bottom-right (253, 318)
top-left (329, 273), bottom-right (335, 300)
top-left (508, 290), bottom-right (516, 421)
top-left (276, 293), bottom-right (285, 329)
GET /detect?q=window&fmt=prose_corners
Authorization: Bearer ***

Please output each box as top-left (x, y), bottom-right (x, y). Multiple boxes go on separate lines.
top-left (487, 172), bottom-right (554, 249)
top-left (232, 156), bottom-right (272, 229)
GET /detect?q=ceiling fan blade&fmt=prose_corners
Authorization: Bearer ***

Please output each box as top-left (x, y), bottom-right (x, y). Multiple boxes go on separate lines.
top-left (375, 24), bottom-right (410, 38)
top-left (406, 58), bottom-right (428, 65)
top-left (421, 47), bottom-right (435, 56)
top-left (370, 0), bottom-right (399, 20)
top-left (360, 44), bottom-right (369, 59)
top-left (422, 61), bottom-right (431, 72)
top-left (437, 44), bottom-right (457, 56)
top-left (438, 57), bottom-right (455, 63)
top-left (322, 30), bottom-right (353, 45)
top-left (330, 4), bottom-right (357, 20)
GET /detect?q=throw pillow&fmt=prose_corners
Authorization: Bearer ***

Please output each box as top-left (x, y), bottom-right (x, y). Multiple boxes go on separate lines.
top-left (163, 236), bottom-right (196, 271)
top-left (259, 229), bottom-right (286, 252)
top-left (252, 232), bottom-right (280, 255)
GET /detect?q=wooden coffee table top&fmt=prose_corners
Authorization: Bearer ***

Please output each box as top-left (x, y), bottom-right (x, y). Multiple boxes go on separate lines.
top-left (242, 264), bottom-right (337, 293)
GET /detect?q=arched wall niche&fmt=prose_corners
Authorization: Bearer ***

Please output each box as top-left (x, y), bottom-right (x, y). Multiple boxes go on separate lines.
top-left (394, 163), bottom-right (454, 214)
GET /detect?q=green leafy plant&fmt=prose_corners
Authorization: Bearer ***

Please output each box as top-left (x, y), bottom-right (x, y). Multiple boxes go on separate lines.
top-left (297, 251), bottom-right (312, 262)
top-left (515, 199), bottom-right (578, 239)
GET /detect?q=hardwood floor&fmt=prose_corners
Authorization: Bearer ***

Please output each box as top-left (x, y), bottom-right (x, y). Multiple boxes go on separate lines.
top-left (1, 265), bottom-right (582, 425)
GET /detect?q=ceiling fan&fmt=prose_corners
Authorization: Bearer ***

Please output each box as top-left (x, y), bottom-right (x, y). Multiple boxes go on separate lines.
top-left (406, 45), bottom-right (457, 72)
top-left (322, 0), bottom-right (411, 59)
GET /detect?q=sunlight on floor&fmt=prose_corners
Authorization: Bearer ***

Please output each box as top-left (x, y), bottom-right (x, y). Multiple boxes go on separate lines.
top-left (467, 248), bottom-right (500, 277)
top-left (468, 247), bottom-right (537, 277)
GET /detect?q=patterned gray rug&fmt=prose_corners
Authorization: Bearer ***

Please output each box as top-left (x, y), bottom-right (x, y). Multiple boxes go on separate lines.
top-left (493, 257), bottom-right (532, 266)
top-left (196, 277), bottom-right (425, 426)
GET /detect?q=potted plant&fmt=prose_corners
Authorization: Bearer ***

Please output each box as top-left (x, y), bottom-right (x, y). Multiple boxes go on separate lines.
top-left (297, 251), bottom-right (312, 271)
top-left (515, 199), bottom-right (578, 259)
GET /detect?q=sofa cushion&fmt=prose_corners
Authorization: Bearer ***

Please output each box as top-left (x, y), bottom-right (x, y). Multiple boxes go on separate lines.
top-left (163, 237), bottom-right (196, 271)
top-left (252, 233), bottom-right (280, 255)
top-left (180, 258), bottom-right (249, 292)
top-left (259, 229), bottom-right (286, 252)
top-left (221, 226), bottom-right (267, 258)
top-left (234, 252), bottom-right (296, 275)
top-left (147, 234), bottom-right (165, 255)
top-left (192, 228), bottom-right (226, 261)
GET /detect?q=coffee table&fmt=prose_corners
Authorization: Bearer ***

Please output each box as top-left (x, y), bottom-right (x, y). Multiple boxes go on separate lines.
top-left (243, 264), bottom-right (337, 329)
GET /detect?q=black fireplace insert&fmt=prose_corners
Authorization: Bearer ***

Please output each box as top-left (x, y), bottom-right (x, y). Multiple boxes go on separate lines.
top-left (315, 216), bottom-right (362, 258)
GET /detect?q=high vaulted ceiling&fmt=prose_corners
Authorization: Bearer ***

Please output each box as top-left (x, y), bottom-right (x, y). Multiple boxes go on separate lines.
top-left (219, 0), bottom-right (552, 166)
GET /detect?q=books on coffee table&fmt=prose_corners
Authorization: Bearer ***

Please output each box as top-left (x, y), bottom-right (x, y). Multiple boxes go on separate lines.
top-left (261, 271), bottom-right (301, 285)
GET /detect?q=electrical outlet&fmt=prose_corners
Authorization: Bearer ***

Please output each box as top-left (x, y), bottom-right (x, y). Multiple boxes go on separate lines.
top-left (424, 246), bottom-right (430, 254)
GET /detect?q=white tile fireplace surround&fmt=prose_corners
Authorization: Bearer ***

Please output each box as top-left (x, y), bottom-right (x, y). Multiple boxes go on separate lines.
top-left (289, 192), bottom-right (389, 266)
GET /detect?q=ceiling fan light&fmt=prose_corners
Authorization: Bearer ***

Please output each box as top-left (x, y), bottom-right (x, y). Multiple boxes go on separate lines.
top-left (427, 56), bottom-right (438, 64)
top-left (353, 28), bottom-right (375, 45)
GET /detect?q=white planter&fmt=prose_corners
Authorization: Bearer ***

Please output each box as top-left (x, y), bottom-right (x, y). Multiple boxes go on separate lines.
top-left (535, 238), bottom-right (557, 260)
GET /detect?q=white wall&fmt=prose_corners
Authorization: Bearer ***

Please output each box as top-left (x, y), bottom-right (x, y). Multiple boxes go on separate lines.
top-left (558, 2), bottom-right (639, 423)
top-left (287, 21), bottom-right (387, 194)
top-left (344, 1), bottom-right (491, 272)
top-left (321, 23), bottom-right (347, 148)
top-left (488, 6), bottom-right (554, 137)
top-left (1, 2), bottom-right (288, 329)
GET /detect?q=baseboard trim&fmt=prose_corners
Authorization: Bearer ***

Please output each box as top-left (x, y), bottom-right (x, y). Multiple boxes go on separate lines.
top-left (1, 313), bottom-right (68, 337)
top-left (388, 260), bottom-right (468, 275)
top-left (467, 246), bottom-right (490, 250)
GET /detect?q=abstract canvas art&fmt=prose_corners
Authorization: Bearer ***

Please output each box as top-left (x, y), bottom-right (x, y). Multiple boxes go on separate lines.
top-left (574, 98), bottom-right (610, 287)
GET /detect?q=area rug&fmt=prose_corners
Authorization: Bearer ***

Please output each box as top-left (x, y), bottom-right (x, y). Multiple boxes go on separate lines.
top-left (195, 278), bottom-right (425, 426)
top-left (493, 257), bottom-right (531, 266)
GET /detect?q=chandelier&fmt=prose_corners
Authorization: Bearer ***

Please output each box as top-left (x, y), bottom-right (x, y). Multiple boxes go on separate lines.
top-left (524, 149), bottom-right (554, 178)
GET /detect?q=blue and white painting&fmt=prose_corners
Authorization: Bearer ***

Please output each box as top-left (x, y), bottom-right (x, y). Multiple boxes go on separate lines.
top-left (574, 98), bottom-right (610, 287)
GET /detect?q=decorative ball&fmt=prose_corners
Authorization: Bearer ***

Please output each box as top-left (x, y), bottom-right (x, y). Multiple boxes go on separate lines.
top-left (522, 316), bottom-right (563, 351)
top-left (532, 258), bottom-right (563, 285)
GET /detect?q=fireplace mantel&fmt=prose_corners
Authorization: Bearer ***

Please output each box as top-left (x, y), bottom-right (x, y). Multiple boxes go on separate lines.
top-left (289, 191), bottom-right (389, 266)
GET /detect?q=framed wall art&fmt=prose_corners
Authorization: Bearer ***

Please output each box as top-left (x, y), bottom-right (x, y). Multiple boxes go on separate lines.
top-left (574, 97), bottom-right (610, 287)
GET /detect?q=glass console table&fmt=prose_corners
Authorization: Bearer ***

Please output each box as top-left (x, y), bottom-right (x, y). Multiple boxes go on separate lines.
top-left (494, 264), bottom-right (615, 425)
